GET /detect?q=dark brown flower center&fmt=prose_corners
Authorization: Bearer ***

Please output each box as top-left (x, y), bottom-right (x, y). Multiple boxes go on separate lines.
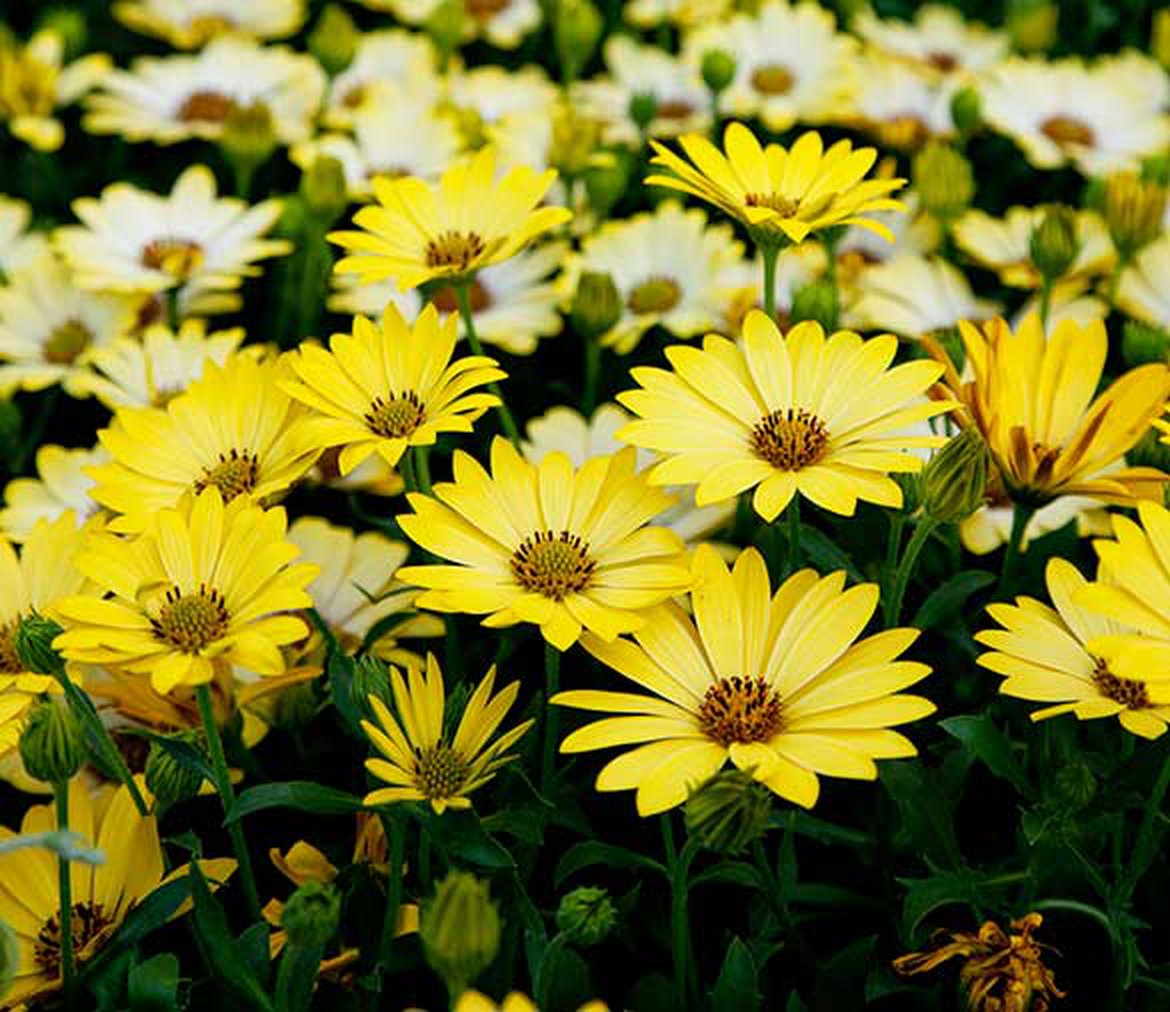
top-left (750, 407), bottom-right (830, 470)
top-left (654, 98), bottom-right (696, 121)
top-left (1093, 657), bottom-right (1149, 710)
top-left (43, 318), bottom-right (93, 365)
top-left (750, 64), bottom-right (795, 96)
top-left (0, 617), bottom-right (23, 673)
top-left (926, 51), bottom-right (959, 73)
top-left (177, 89), bottom-right (237, 124)
top-left (194, 448), bottom-right (260, 502)
top-left (365, 391), bottom-right (426, 439)
top-left (414, 744), bottom-right (471, 799)
top-left (698, 676), bottom-right (783, 746)
top-left (511, 530), bottom-right (596, 600)
top-left (627, 276), bottom-right (681, 315)
top-left (151, 584), bottom-right (230, 654)
top-left (466, 0), bottom-right (510, 19)
top-left (1041, 115), bottom-right (1095, 149)
top-left (35, 902), bottom-right (116, 974)
top-left (141, 237), bottom-right (204, 280)
top-left (425, 230), bottom-right (487, 272)
top-left (429, 278), bottom-right (492, 314)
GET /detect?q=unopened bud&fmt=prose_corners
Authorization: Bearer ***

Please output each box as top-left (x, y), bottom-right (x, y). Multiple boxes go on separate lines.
top-left (300, 155), bottom-right (349, 225)
top-left (1153, 9), bottom-right (1170, 71)
top-left (1054, 760), bottom-right (1096, 809)
top-left (144, 734), bottom-right (205, 806)
top-left (282, 880), bottom-right (341, 949)
top-left (421, 871), bottom-right (501, 995)
top-left (353, 655), bottom-right (392, 720)
top-left (790, 279), bottom-right (839, 332)
top-left (1103, 172), bottom-right (1166, 261)
top-left (1028, 206), bottom-right (1079, 283)
top-left (583, 154), bottom-right (632, 218)
top-left (920, 428), bottom-right (991, 524)
top-left (19, 698), bottom-right (86, 784)
top-left (701, 49), bottom-right (737, 95)
top-left (220, 100), bottom-right (277, 182)
top-left (554, 0), bottom-right (603, 84)
top-left (14, 613), bottom-right (66, 677)
top-left (272, 681), bottom-right (319, 732)
top-left (950, 86), bottom-right (982, 136)
top-left (1143, 154), bottom-right (1170, 188)
top-left (571, 271), bottom-right (622, 340)
top-left (684, 769), bottom-right (772, 856)
top-left (556, 886), bottom-right (616, 947)
top-left (36, 10), bottom-right (86, 60)
top-left (912, 142), bottom-right (974, 221)
top-left (1006, 0), bottom-right (1058, 52)
top-left (550, 106), bottom-right (603, 179)
top-left (425, 0), bottom-right (466, 60)
top-left (1122, 319), bottom-right (1170, 367)
top-left (308, 4), bottom-right (358, 76)
top-left (628, 92), bottom-right (658, 132)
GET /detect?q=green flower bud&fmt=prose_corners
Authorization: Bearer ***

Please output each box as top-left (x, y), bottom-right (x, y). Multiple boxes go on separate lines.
top-left (282, 880), bottom-right (341, 949)
top-left (554, 0), bottom-right (603, 84)
top-left (684, 769), bottom-right (772, 856)
top-left (571, 271), bottom-right (622, 340)
top-left (1006, 0), bottom-right (1058, 52)
top-left (425, 0), bottom-right (466, 61)
top-left (550, 106), bottom-right (603, 179)
top-left (276, 195), bottom-right (310, 240)
top-left (1156, 10), bottom-right (1170, 71)
top-left (308, 3), bottom-right (358, 76)
top-left (1053, 760), bottom-right (1096, 809)
top-left (1028, 206), bottom-right (1080, 284)
top-left (1103, 171), bottom-right (1167, 261)
top-left (271, 681), bottom-right (319, 732)
top-left (220, 100), bottom-right (277, 184)
top-left (555, 886), bottom-right (616, 947)
top-left (893, 471), bottom-right (923, 516)
top-left (353, 655), bottom-right (392, 720)
top-left (0, 917), bottom-right (17, 1001)
top-left (19, 698), bottom-right (86, 784)
top-left (1122, 319), bottom-right (1170, 367)
top-left (36, 10), bottom-right (86, 60)
top-left (583, 154), bottom-right (632, 218)
top-left (790, 279), bottom-right (839, 333)
top-left (628, 92), bottom-right (658, 132)
top-left (700, 49), bottom-right (737, 95)
top-left (144, 734), bottom-right (205, 807)
top-left (1143, 153), bottom-right (1170, 187)
top-left (950, 86), bottom-right (982, 136)
top-left (421, 871), bottom-right (501, 995)
top-left (920, 428), bottom-right (991, 524)
top-left (300, 155), bottom-right (349, 225)
top-left (14, 613), bottom-right (66, 677)
top-left (912, 142), bottom-right (974, 221)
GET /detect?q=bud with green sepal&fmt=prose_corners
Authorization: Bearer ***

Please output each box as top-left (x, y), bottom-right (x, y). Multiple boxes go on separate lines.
top-left (19, 698), bottom-right (86, 784)
top-left (684, 769), bottom-right (772, 856)
top-left (1054, 760), bottom-right (1096, 809)
top-left (1122, 319), bottom-right (1170, 367)
top-left (790, 278), bottom-right (839, 333)
top-left (629, 93), bottom-right (657, 135)
top-left (556, 886), bottom-right (617, 947)
top-left (583, 152), bottom-right (632, 219)
top-left (420, 871), bottom-right (501, 998)
top-left (912, 141), bottom-right (974, 224)
top-left (352, 654), bottom-right (392, 720)
top-left (308, 4), bottom-right (358, 76)
top-left (425, 0), bottom-right (466, 70)
top-left (220, 100), bottom-right (277, 199)
top-left (1103, 171), bottom-right (1167, 264)
top-left (950, 86), bottom-right (981, 138)
top-left (144, 734), bottom-right (205, 807)
top-left (1006, 0), bottom-right (1057, 52)
top-left (554, 0), bottom-right (603, 85)
top-left (282, 881), bottom-right (341, 950)
top-left (701, 48), bottom-right (736, 104)
top-left (300, 155), bottom-right (349, 227)
top-left (571, 271), bottom-right (622, 341)
top-left (14, 612), bottom-right (67, 678)
top-left (1029, 206), bottom-right (1079, 327)
top-left (920, 428), bottom-right (991, 525)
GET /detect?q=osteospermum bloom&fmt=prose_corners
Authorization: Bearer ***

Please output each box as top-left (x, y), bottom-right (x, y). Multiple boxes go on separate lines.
top-left (323, 29), bottom-right (440, 128)
top-left (0, 780), bottom-right (235, 1007)
top-left (926, 315), bottom-right (1170, 505)
top-left (54, 165), bottom-right (290, 313)
top-left (69, 319), bottom-right (246, 409)
top-left (281, 303), bottom-right (503, 474)
top-left (397, 438), bottom-right (691, 650)
top-left (555, 546), bottom-right (934, 814)
top-left (361, 655), bottom-right (533, 813)
top-left (0, 444), bottom-right (106, 540)
top-left (329, 145), bottom-right (570, 291)
top-left (561, 202), bottom-right (747, 354)
top-left (977, 558), bottom-right (1170, 739)
top-left (55, 488), bottom-right (317, 693)
top-left (354, 0), bottom-right (540, 49)
top-left (456, 993), bottom-right (607, 1012)
top-left (0, 195), bottom-right (50, 278)
top-left (113, 0), bottom-right (306, 48)
top-left (89, 353), bottom-right (320, 532)
top-left (84, 37), bottom-right (325, 146)
top-left (960, 494), bottom-right (1110, 557)
top-left (1117, 233), bottom-right (1170, 329)
top-left (617, 310), bottom-right (950, 521)
top-left (847, 55), bottom-right (958, 151)
top-left (647, 124), bottom-right (906, 247)
top-left (854, 4), bottom-right (1008, 77)
top-left (0, 253), bottom-right (138, 397)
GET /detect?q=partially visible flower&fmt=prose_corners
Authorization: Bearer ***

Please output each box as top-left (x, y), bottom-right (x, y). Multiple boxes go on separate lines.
top-left (361, 655), bottom-right (533, 813)
top-left (1102, 171), bottom-right (1167, 262)
top-left (1117, 233), bottom-right (1170, 330)
top-left (353, 0), bottom-right (541, 49)
top-left (716, 245), bottom-right (823, 334)
top-left (960, 495), bottom-right (1110, 557)
top-left (1011, 280), bottom-right (1108, 334)
top-left (848, 55), bottom-right (958, 151)
top-left (443, 65), bottom-right (558, 136)
top-left (854, 5), bottom-right (1008, 78)
top-left (0, 444), bottom-right (106, 541)
top-left (624, 0), bottom-right (729, 30)
top-left (322, 29), bottom-right (440, 128)
top-left (112, 0), bottom-right (307, 48)
top-left (456, 993), bottom-right (608, 1012)
top-left (0, 196), bottom-right (50, 279)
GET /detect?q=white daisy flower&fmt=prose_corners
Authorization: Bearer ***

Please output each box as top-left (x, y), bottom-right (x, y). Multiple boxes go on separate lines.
top-left (323, 29), bottom-right (441, 128)
top-left (112, 0), bottom-right (306, 48)
top-left (351, 0), bottom-right (540, 50)
top-left (854, 4), bottom-right (1008, 77)
top-left (1013, 281), bottom-right (1108, 333)
top-left (0, 196), bottom-right (50, 279)
top-left (848, 54), bottom-right (958, 150)
top-left (84, 36), bottom-right (325, 146)
top-left (0, 444), bottom-right (107, 541)
top-left (714, 244), bottom-right (825, 336)
top-left (444, 65), bottom-right (558, 132)
top-left (961, 497), bottom-right (1111, 556)
top-left (1117, 234), bottom-right (1170, 329)
top-left (624, 0), bottom-right (731, 30)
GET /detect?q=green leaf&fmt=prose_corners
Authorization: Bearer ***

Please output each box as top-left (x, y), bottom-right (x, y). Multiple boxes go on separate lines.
top-left (360, 611), bottom-right (417, 653)
top-left (711, 937), bottom-right (760, 1012)
top-left (784, 994), bottom-right (809, 1012)
top-left (534, 936), bottom-right (592, 1012)
top-left (940, 714), bottom-right (1030, 796)
top-left (275, 943), bottom-right (324, 1012)
top-left (124, 729), bottom-right (214, 784)
top-left (690, 862), bottom-right (760, 890)
top-left (813, 936), bottom-right (875, 1010)
top-left (310, 609), bottom-right (364, 740)
top-left (912, 570), bottom-right (995, 630)
top-left (798, 527), bottom-right (865, 583)
top-left (898, 870), bottom-right (981, 938)
top-left (773, 811), bottom-right (874, 850)
top-left (128, 953), bottom-right (181, 1011)
top-left (415, 808), bottom-right (515, 869)
top-left (238, 921), bottom-right (273, 989)
top-left (554, 841), bottom-right (666, 887)
top-left (227, 781), bottom-right (365, 823)
top-left (881, 761), bottom-right (963, 870)
top-left (81, 877), bottom-right (194, 982)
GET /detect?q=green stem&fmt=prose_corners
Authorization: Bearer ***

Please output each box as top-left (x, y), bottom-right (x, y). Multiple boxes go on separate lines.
top-left (413, 445), bottom-right (433, 495)
top-left (1038, 277), bottom-right (1053, 332)
top-left (998, 502), bottom-right (1035, 596)
top-left (582, 335), bottom-right (602, 415)
top-left (884, 516), bottom-right (939, 627)
top-left (456, 281), bottom-right (520, 447)
top-left (196, 683), bottom-right (261, 922)
top-left (1120, 743), bottom-right (1170, 905)
top-left (882, 512), bottom-right (906, 603)
top-left (822, 230), bottom-right (841, 331)
top-left (786, 496), bottom-right (802, 574)
top-left (13, 387), bottom-right (60, 473)
top-left (165, 288), bottom-right (181, 329)
top-left (541, 643), bottom-right (562, 796)
top-left (661, 816), bottom-right (697, 1010)
top-left (55, 780), bottom-right (75, 1007)
top-left (750, 839), bottom-right (790, 930)
top-left (761, 244), bottom-right (779, 321)
top-left (399, 450), bottom-right (417, 494)
top-left (378, 815), bottom-right (407, 964)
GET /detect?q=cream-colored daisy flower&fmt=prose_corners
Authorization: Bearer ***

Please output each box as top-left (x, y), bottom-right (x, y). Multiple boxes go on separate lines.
top-left (854, 4), bottom-right (1008, 78)
top-left (84, 37), bottom-right (324, 146)
top-left (54, 165), bottom-right (291, 314)
top-left (683, 0), bottom-right (856, 133)
top-left (1117, 233), bottom-right (1170, 329)
top-left (444, 65), bottom-right (558, 134)
top-left (0, 444), bottom-right (107, 541)
top-left (0, 196), bottom-right (50, 279)
top-left (574, 36), bottom-right (709, 146)
top-left (847, 54), bottom-right (958, 151)
top-left (360, 0), bottom-right (540, 49)
top-left (960, 496), bottom-right (1111, 556)
top-left (0, 253), bottom-right (138, 396)
top-left (624, 0), bottom-right (731, 30)
top-left (978, 56), bottom-right (1170, 176)
top-left (833, 191), bottom-right (940, 292)
top-left (715, 245), bottom-right (825, 335)
top-left (559, 202), bottom-right (748, 354)
top-left (112, 0), bottom-right (306, 48)
top-left (323, 29), bottom-right (441, 128)
top-left (1012, 280), bottom-right (1108, 333)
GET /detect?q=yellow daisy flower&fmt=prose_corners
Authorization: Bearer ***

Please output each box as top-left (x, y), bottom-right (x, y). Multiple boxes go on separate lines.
top-left (617, 310), bottom-right (950, 522)
top-left (112, 0), bottom-right (307, 49)
top-left (280, 302), bottom-right (504, 475)
top-left (0, 780), bottom-right (235, 1007)
top-left (456, 992), bottom-right (608, 1012)
top-left (54, 487), bottom-right (317, 694)
top-left (89, 353), bottom-right (320, 532)
top-left (646, 123), bottom-right (906, 247)
top-left (554, 545), bottom-right (934, 815)
top-left (396, 438), bottom-right (691, 650)
top-left (1117, 233), bottom-right (1170, 330)
top-left (926, 315), bottom-right (1170, 505)
top-left (329, 145), bottom-right (571, 290)
top-left (361, 655), bottom-right (533, 814)
top-left (0, 445), bottom-right (106, 542)
top-left (977, 557), bottom-right (1170, 739)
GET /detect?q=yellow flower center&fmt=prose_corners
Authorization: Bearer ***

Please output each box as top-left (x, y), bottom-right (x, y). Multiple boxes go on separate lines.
top-left (466, 0), bottom-right (510, 19)
top-left (35, 902), bottom-right (115, 974)
top-left (141, 237), bottom-right (205, 280)
top-left (365, 391), bottom-right (426, 439)
top-left (1093, 657), bottom-right (1149, 710)
top-left (414, 744), bottom-right (470, 800)
top-left (750, 407), bottom-right (830, 471)
top-left (424, 230), bottom-right (487, 272)
top-left (627, 276), bottom-right (682, 315)
top-left (750, 64), bottom-right (795, 96)
top-left (177, 89), bottom-right (237, 124)
top-left (42, 318), bottom-right (94, 365)
top-left (698, 676), bottom-right (784, 746)
top-left (194, 448), bottom-right (260, 502)
top-left (151, 584), bottom-right (230, 654)
top-left (876, 115), bottom-right (930, 152)
top-left (511, 530), bottom-right (596, 600)
top-left (187, 14), bottom-right (235, 45)
top-left (0, 617), bottom-right (23, 673)
top-left (1040, 115), bottom-right (1095, 149)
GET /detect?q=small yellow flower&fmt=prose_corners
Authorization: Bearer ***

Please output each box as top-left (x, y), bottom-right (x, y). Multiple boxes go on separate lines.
top-left (281, 303), bottom-right (504, 475)
top-left (646, 123), bottom-right (906, 247)
top-left (330, 145), bottom-right (571, 290)
top-left (361, 655), bottom-right (533, 814)
top-left (455, 992), bottom-right (608, 1012)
